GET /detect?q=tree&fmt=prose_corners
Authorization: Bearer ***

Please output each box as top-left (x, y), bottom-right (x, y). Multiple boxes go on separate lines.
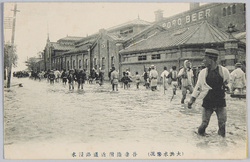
top-left (4, 43), bottom-right (18, 80)
top-left (25, 57), bottom-right (39, 71)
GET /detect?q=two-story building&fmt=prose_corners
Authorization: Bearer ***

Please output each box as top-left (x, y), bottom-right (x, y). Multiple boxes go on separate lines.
top-left (119, 3), bottom-right (246, 76)
top-left (46, 18), bottom-right (153, 79)
top-left (39, 2), bottom-right (246, 80)
top-left (43, 35), bottom-right (84, 71)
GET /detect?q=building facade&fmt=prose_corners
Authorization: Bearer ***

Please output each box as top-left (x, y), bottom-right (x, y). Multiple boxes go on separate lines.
top-left (37, 2), bottom-right (246, 80)
top-left (120, 21), bottom-right (246, 76)
top-left (119, 2), bottom-right (246, 76)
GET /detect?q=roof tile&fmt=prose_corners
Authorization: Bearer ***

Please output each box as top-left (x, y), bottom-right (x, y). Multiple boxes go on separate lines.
top-left (120, 21), bottom-right (232, 54)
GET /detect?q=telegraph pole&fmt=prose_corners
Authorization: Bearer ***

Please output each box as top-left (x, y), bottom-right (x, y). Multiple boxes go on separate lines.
top-left (7, 4), bottom-right (20, 88)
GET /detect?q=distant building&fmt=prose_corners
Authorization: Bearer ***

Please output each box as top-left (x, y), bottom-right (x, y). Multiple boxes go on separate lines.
top-left (120, 2), bottom-right (246, 75)
top-left (42, 18), bottom-right (152, 79)
top-left (120, 20), bottom-right (245, 75)
top-left (156, 3), bottom-right (246, 33)
top-left (37, 2), bottom-right (246, 79)
top-left (43, 35), bottom-right (84, 71)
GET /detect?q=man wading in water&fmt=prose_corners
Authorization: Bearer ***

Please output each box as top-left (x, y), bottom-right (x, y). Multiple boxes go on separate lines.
top-left (187, 49), bottom-right (230, 137)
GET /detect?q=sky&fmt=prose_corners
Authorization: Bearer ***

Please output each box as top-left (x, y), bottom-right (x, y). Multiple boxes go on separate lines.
top-left (3, 2), bottom-right (206, 71)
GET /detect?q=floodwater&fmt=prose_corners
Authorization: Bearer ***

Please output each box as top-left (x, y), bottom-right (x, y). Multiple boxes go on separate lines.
top-left (4, 77), bottom-right (247, 159)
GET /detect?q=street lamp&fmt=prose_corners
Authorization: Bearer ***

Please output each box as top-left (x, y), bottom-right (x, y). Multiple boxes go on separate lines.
top-left (226, 23), bottom-right (237, 39)
top-left (224, 23), bottom-right (239, 69)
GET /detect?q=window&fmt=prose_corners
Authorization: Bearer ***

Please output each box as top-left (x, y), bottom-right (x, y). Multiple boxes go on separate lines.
top-left (120, 27), bottom-right (133, 35)
top-left (94, 58), bottom-right (97, 67)
top-left (138, 55), bottom-right (147, 61)
top-left (227, 6), bottom-right (231, 15)
top-left (232, 5), bottom-right (236, 14)
top-left (85, 59), bottom-right (88, 70)
top-left (111, 56), bottom-right (114, 67)
top-left (70, 56), bottom-right (72, 69)
top-left (67, 61), bottom-right (70, 70)
top-left (102, 57), bottom-right (105, 70)
top-left (79, 60), bottom-right (81, 69)
top-left (73, 60), bottom-right (76, 69)
top-left (151, 54), bottom-right (161, 60)
top-left (223, 8), bottom-right (226, 16)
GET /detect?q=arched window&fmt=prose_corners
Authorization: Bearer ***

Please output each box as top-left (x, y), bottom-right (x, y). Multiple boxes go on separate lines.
top-left (67, 61), bottom-right (70, 70)
top-left (232, 5), bottom-right (236, 14)
top-left (73, 60), bottom-right (75, 69)
top-left (227, 6), bottom-right (231, 15)
top-left (223, 8), bottom-right (226, 16)
top-left (111, 56), bottom-right (114, 67)
top-left (94, 58), bottom-right (97, 67)
top-left (79, 60), bottom-right (81, 69)
top-left (102, 57), bottom-right (105, 70)
top-left (85, 59), bottom-right (88, 70)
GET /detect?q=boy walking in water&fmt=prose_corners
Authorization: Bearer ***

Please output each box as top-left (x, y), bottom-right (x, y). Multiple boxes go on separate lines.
top-left (178, 60), bottom-right (194, 104)
top-left (77, 70), bottom-right (87, 90)
top-left (149, 65), bottom-right (158, 91)
top-left (61, 69), bottom-right (67, 85)
top-left (135, 72), bottom-right (141, 89)
top-left (111, 67), bottom-right (119, 91)
top-left (48, 70), bottom-right (55, 84)
top-left (168, 66), bottom-right (178, 99)
top-left (67, 70), bottom-right (75, 90)
top-left (121, 72), bottom-right (130, 89)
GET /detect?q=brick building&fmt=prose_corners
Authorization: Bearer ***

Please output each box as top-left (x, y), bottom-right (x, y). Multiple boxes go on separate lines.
top-left (120, 20), bottom-right (245, 75)
top-left (43, 36), bottom-right (84, 71)
top-left (42, 18), bottom-right (152, 79)
top-left (119, 2), bottom-right (246, 76)
top-left (38, 2), bottom-right (246, 80)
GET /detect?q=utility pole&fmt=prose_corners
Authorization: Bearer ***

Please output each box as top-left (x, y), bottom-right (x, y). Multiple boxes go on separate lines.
top-left (7, 4), bottom-right (20, 88)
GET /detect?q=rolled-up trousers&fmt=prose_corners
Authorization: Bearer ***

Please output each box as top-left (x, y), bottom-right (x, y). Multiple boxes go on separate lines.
top-left (198, 107), bottom-right (227, 137)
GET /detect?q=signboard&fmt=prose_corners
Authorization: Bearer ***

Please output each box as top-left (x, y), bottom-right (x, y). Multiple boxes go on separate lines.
top-left (161, 9), bottom-right (211, 29)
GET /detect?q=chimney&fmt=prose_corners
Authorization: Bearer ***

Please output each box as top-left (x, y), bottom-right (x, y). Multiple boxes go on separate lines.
top-left (190, 3), bottom-right (200, 10)
top-left (154, 9), bottom-right (163, 22)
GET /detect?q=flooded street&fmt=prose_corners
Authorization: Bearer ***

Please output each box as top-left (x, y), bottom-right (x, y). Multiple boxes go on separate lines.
top-left (4, 77), bottom-right (247, 159)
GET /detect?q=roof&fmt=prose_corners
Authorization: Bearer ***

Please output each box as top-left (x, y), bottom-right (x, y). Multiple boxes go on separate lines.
top-left (107, 18), bottom-right (151, 32)
top-left (75, 36), bottom-right (98, 47)
top-left (120, 21), bottom-right (232, 54)
top-left (123, 24), bottom-right (166, 43)
top-left (75, 18), bottom-right (151, 44)
top-left (107, 32), bottom-right (129, 41)
top-left (105, 24), bottom-right (166, 44)
top-left (57, 36), bottom-right (84, 42)
top-left (64, 45), bottom-right (89, 55)
top-left (50, 42), bottom-right (75, 51)
top-left (75, 33), bottom-right (99, 44)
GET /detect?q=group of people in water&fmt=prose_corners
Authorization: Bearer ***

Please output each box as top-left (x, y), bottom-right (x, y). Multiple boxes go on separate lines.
top-left (109, 48), bottom-right (246, 138)
top-left (26, 48), bottom-right (246, 138)
top-left (28, 57), bottom-right (246, 101)
top-left (29, 68), bottom-right (104, 90)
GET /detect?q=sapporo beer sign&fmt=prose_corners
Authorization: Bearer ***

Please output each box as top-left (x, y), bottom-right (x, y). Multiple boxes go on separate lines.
top-left (161, 9), bottom-right (211, 29)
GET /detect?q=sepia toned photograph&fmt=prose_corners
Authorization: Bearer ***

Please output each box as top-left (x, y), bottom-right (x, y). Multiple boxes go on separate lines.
top-left (2, 1), bottom-right (248, 160)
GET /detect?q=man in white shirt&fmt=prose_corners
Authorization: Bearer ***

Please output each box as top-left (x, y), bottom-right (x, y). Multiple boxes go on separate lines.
top-left (160, 66), bottom-right (169, 91)
top-left (178, 60), bottom-right (194, 104)
top-left (230, 63), bottom-right (246, 94)
top-left (149, 65), bottom-right (158, 91)
top-left (188, 49), bottom-right (230, 137)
